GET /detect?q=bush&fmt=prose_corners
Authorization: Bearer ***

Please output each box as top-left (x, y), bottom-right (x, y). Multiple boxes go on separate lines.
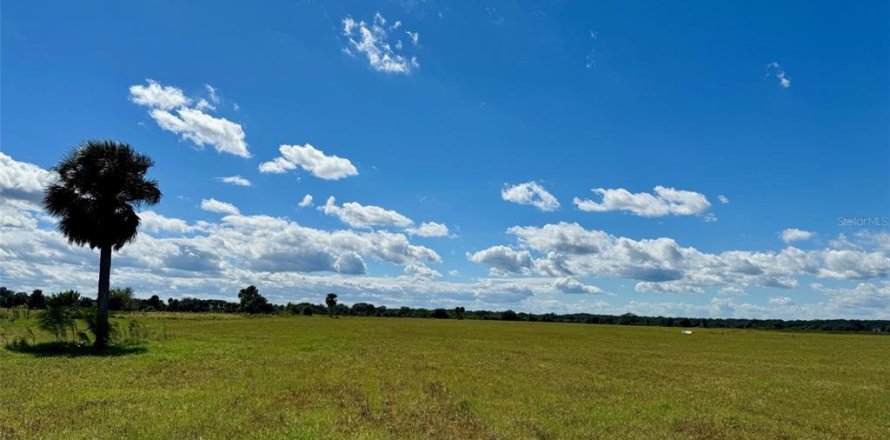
top-left (39, 306), bottom-right (81, 343)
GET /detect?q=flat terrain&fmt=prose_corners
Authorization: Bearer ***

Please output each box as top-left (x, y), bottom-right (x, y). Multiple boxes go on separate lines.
top-left (1, 314), bottom-right (888, 439)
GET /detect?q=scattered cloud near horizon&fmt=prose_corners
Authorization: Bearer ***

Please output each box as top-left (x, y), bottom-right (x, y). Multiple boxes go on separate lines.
top-left (320, 196), bottom-right (413, 229)
top-left (2, 153), bottom-right (889, 319)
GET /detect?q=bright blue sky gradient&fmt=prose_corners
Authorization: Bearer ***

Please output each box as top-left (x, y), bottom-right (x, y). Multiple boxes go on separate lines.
top-left (2, 1), bottom-right (888, 318)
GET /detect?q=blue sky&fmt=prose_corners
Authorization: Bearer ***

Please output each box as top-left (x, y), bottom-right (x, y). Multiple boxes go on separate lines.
top-left (2, 1), bottom-right (889, 318)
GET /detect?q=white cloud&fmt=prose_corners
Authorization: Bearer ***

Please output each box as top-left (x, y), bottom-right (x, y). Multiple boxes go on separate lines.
top-left (298, 194), bottom-right (314, 208)
top-left (553, 277), bottom-right (604, 295)
top-left (258, 144), bottom-right (358, 180)
top-left (200, 198), bottom-right (240, 216)
top-left (219, 175), bottom-right (251, 187)
top-left (342, 13), bottom-right (419, 74)
top-left (0, 152), bottom-right (56, 208)
top-left (128, 79), bottom-right (190, 110)
top-left (766, 62), bottom-right (791, 88)
top-left (781, 228), bottom-right (814, 243)
top-left (138, 210), bottom-right (196, 234)
top-left (718, 195), bottom-right (729, 204)
top-left (406, 31), bottom-right (419, 45)
top-left (769, 296), bottom-right (794, 306)
top-left (130, 79), bottom-right (250, 158)
top-left (501, 181), bottom-right (560, 212)
top-left (469, 222), bottom-right (890, 293)
top-left (573, 186), bottom-right (711, 217)
top-left (404, 263), bottom-right (442, 279)
top-left (320, 196), bottom-right (413, 229)
top-left (467, 246), bottom-right (533, 276)
top-left (406, 222), bottom-right (449, 237)
top-left (205, 84), bottom-right (220, 104)
top-left (149, 107), bottom-right (249, 158)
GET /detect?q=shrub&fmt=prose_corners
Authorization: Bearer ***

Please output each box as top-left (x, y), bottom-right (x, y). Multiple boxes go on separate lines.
top-left (39, 306), bottom-right (80, 343)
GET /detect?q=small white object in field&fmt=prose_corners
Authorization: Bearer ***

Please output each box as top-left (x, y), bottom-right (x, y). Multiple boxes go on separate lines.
top-left (682, 330), bottom-right (693, 335)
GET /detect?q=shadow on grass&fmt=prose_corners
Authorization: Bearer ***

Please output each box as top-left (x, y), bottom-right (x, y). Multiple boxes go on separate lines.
top-left (5, 341), bottom-right (147, 357)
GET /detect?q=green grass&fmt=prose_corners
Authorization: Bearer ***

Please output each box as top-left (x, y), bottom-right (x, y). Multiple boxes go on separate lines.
top-left (1, 313), bottom-right (888, 439)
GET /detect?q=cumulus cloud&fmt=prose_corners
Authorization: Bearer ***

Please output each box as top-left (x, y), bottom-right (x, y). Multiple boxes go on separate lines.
top-left (130, 79), bottom-right (249, 158)
top-left (0, 152), bottom-right (56, 208)
top-left (553, 277), bottom-right (604, 295)
top-left (718, 195), bottom-right (729, 204)
top-left (200, 198), bottom-right (240, 216)
top-left (501, 181), bottom-right (560, 212)
top-left (138, 210), bottom-right (196, 234)
top-left (298, 194), bottom-right (314, 208)
top-left (406, 222), bottom-right (450, 237)
top-left (342, 13), bottom-right (419, 74)
top-left (258, 144), bottom-right (358, 180)
top-left (320, 197), bottom-right (413, 229)
top-left (469, 222), bottom-right (890, 293)
top-left (573, 186), bottom-right (711, 217)
top-left (128, 79), bottom-right (190, 110)
top-left (219, 175), bottom-right (251, 187)
top-left (467, 246), bottom-right (533, 275)
top-left (781, 228), bottom-right (814, 243)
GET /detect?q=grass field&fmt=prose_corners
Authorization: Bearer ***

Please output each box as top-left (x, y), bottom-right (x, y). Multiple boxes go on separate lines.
top-left (1, 313), bottom-right (888, 439)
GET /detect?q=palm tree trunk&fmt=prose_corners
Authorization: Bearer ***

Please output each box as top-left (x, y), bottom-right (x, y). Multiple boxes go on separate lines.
top-left (94, 245), bottom-right (112, 348)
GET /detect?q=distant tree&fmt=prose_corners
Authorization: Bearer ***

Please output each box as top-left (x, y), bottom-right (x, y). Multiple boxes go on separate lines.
top-left (501, 310), bottom-right (518, 321)
top-left (47, 290), bottom-right (82, 308)
top-left (43, 140), bottom-right (161, 348)
top-left (238, 285), bottom-right (273, 314)
top-left (454, 306), bottom-right (465, 320)
top-left (9, 291), bottom-right (29, 307)
top-left (325, 293), bottom-right (338, 318)
top-left (109, 287), bottom-right (137, 311)
top-left (302, 306), bottom-right (313, 316)
top-left (28, 290), bottom-right (47, 309)
top-left (0, 287), bottom-right (11, 307)
top-left (145, 295), bottom-right (165, 311)
top-left (431, 308), bottom-right (449, 319)
top-left (351, 302), bottom-right (376, 316)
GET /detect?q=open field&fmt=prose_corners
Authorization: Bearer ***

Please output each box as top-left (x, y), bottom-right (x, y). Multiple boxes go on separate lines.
top-left (1, 313), bottom-right (888, 439)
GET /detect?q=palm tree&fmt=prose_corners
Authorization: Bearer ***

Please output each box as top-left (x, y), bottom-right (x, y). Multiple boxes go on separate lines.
top-left (325, 293), bottom-right (338, 318)
top-left (43, 140), bottom-right (161, 348)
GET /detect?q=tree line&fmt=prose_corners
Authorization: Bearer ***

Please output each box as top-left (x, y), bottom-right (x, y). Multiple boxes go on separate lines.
top-left (3, 285), bottom-right (887, 334)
